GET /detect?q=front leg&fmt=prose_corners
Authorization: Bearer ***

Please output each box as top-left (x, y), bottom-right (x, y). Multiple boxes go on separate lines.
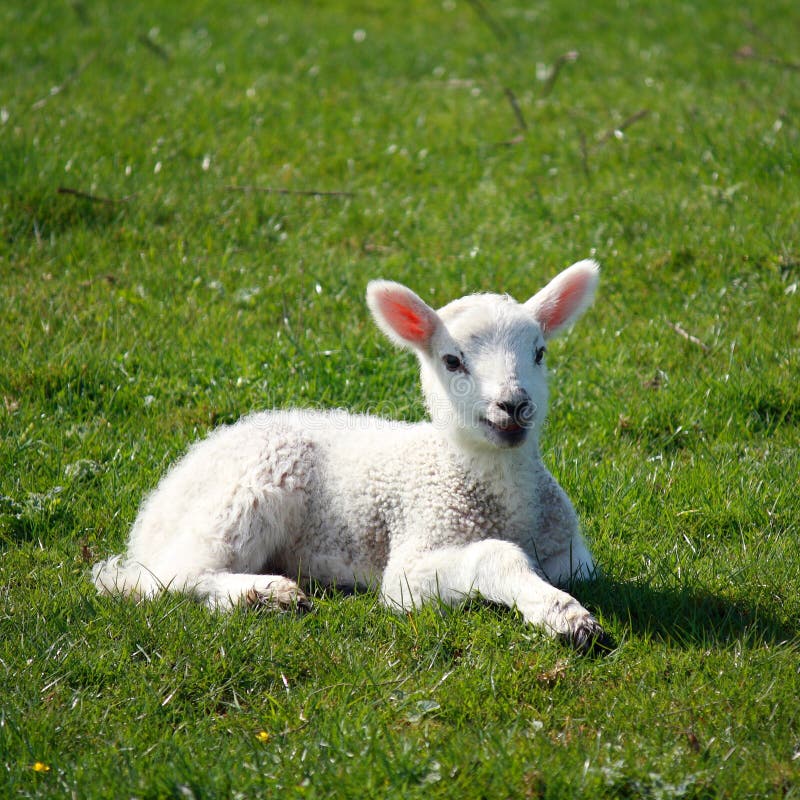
top-left (532, 468), bottom-right (598, 588)
top-left (540, 533), bottom-right (597, 589)
top-left (381, 539), bottom-right (609, 652)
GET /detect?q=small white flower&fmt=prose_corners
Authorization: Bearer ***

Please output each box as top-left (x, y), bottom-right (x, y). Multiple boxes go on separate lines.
top-left (154, 161), bottom-right (162, 174)
top-left (234, 286), bottom-right (261, 305)
top-left (202, 155), bottom-right (211, 171)
top-left (65, 459), bottom-right (103, 480)
top-left (353, 29), bottom-right (366, 42)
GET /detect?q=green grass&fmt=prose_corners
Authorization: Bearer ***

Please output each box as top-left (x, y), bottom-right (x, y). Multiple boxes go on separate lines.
top-left (2, 0), bottom-right (799, 796)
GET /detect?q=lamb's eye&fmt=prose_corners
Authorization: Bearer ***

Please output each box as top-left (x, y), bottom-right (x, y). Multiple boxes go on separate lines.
top-left (534, 345), bottom-right (546, 366)
top-left (443, 354), bottom-right (463, 372)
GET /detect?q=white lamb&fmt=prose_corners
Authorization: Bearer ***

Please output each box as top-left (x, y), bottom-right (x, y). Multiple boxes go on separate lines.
top-left (93, 259), bottom-right (610, 651)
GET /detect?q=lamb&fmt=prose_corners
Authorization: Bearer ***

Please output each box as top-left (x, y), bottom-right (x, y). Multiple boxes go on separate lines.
top-left (93, 259), bottom-right (610, 652)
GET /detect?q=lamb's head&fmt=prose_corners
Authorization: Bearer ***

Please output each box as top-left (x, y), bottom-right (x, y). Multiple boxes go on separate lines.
top-left (367, 260), bottom-right (599, 452)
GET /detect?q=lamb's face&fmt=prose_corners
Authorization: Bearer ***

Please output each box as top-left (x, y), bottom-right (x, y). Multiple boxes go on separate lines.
top-left (421, 296), bottom-right (549, 450)
top-left (366, 260), bottom-right (599, 454)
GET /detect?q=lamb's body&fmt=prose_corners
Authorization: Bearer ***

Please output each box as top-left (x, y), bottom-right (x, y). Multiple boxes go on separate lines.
top-left (94, 261), bottom-right (609, 651)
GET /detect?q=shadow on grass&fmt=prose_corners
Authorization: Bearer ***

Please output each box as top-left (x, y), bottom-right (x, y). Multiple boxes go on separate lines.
top-left (300, 575), bottom-right (798, 651)
top-left (2, 187), bottom-right (126, 244)
top-left (575, 574), bottom-right (798, 648)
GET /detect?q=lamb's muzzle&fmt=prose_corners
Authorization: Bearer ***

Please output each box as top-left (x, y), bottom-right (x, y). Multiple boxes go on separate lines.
top-left (482, 394), bottom-right (534, 447)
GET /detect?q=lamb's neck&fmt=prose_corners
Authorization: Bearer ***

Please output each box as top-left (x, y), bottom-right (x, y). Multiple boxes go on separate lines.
top-left (453, 438), bottom-right (542, 487)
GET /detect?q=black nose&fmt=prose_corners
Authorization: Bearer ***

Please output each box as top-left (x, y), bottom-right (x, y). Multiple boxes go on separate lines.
top-left (496, 398), bottom-right (533, 425)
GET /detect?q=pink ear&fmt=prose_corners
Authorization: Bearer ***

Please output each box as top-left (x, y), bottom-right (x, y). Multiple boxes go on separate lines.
top-left (367, 281), bottom-right (439, 350)
top-left (379, 297), bottom-right (435, 342)
top-left (525, 260), bottom-right (599, 337)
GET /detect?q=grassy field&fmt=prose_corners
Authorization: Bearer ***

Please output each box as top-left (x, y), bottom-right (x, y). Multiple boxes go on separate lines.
top-left (2, 0), bottom-right (799, 796)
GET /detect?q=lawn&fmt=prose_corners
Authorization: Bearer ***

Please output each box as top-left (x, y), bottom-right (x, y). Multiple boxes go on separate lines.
top-left (2, 0), bottom-right (799, 797)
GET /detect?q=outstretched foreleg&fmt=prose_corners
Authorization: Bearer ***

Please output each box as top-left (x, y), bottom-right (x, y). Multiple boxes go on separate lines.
top-left (381, 539), bottom-right (610, 652)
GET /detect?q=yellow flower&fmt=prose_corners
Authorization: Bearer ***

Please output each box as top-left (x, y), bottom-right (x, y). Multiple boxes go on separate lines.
top-left (33, 762), bottom-right (50, 773)
top-left (255, 731), bottom-right (270, 743)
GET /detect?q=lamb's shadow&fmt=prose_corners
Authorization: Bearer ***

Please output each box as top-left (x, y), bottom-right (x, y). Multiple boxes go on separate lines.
top-left (574, 574), bottom-right (797, 648)
top-left (305, 575), bottom-right (796, 649)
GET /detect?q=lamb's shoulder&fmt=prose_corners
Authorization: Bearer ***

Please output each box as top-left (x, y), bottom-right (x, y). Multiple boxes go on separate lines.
top-left (514, 462), bottom-right (581, 560)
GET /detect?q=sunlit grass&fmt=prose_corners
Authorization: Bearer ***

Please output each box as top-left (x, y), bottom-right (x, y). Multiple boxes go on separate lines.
top-left (2, 0), bottom-right (799, 796)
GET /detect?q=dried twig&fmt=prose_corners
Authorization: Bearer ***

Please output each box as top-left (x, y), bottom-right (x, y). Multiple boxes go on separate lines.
top-left (138, 34), bottom-right (171, 63)
top-left (742, 19), bottom-right (771, 45)
top-left (541, 51), bottom-right (580, 97)
top-left (463, 0), bottom-right (509, 43)
top-left (57, 186), bottom-right (133, 205)
top-left (225, 186), bottom-right (356, 198)
top-left (666, 321), bottom-right (710, 352)
top-left (503, 87), bottom-right (527, 131)
top-left (31, 52), bottom-right (97, 109)
top-left (734, 45), bottom-right (800, 72)
top-left (596, 109), bottom-right (651, 144)
top-left (738, 19), bottom-right (800, 70)
top-left (536, 659), bottom-right (570, 687)
top-left (497, 134), bottom-right (525, 147)
top-left (571, 108), bottom-right (647, 176)
top-left (80, 540), bottom-right (95, 564)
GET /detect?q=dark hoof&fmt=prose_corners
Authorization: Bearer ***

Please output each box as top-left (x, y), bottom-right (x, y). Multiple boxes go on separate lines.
top-left (246, 586), bottom-right (314, 615)
top-left (294, 594), bottom-right (314, 614)
top-left (564, 618), bottom-right (615, 656)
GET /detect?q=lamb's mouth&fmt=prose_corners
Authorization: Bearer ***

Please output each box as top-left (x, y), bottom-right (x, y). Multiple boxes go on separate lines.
top-left (480, 416), bottom-right (528, 447)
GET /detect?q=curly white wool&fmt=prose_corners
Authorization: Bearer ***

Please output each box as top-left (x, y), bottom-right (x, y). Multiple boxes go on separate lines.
top-left (93, 259), bottom-right (607, 650)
